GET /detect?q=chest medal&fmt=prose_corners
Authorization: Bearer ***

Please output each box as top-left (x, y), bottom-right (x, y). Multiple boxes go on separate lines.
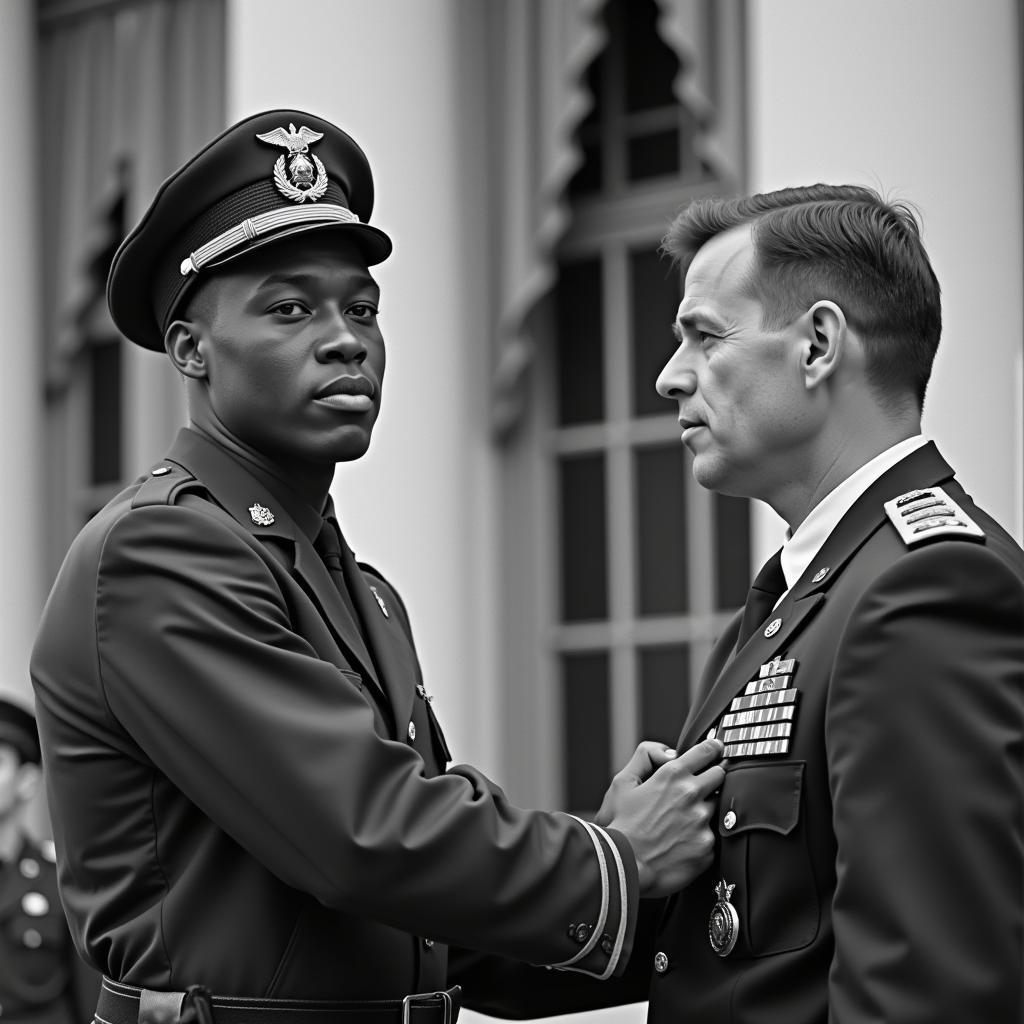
top-left (708, 879), bottom-right (740, 956)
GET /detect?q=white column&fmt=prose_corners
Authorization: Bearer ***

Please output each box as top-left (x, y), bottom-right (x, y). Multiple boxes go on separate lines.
top-left (0, 0), bottom-right (44, 708)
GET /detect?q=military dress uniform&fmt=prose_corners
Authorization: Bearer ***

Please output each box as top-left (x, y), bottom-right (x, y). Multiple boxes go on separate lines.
top-left (645, 440), bottom-right (1024, 1024)
top-left (0, 836), bottom-right (96, 1024)
top-left (29, 110), bottom-right (637, 1024)
top-left (0, 701), bottom-right (99, 1024)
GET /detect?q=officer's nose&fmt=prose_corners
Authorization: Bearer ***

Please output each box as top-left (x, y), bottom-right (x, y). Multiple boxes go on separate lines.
top-left (655, 345), bottom-right (697, 399)
top-left (316, 313), bottom-right (366, 364)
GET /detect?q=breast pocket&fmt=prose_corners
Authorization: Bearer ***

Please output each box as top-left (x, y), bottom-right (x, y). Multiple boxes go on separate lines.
top-left (716, 761), bottom-right (820, 958)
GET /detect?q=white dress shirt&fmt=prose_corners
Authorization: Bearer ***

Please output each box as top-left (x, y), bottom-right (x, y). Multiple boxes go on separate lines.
top-left (778, 434), bottom-right (930, 601)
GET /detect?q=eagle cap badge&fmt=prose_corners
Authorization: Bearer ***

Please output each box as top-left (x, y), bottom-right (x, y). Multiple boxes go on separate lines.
top-left (255, 123), bottom-right (329, 203)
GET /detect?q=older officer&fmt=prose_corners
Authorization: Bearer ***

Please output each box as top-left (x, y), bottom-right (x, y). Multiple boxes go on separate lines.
top-left (0, 698), bottom-right (99, 1024)
top-left (30, 110), bottom-right (723, 1024)
top-left (643, 185), bottom-right (1024, 1023)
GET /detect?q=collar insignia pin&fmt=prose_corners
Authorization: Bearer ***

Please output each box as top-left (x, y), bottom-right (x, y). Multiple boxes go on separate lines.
top-left (708, 879), bottom-right (739, 957)
top-left (763, 617), bottom-right (782, 638)
top-left (256, 123), bottom-right (329, 203)
top-left (369, 585), bottom-right (389, 617)
top-left (248, 502), bottom-right (275, 527)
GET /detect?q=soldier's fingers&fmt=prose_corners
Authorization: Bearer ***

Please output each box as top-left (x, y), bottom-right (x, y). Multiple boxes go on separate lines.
top-left (667, 737), bottom-right (725, 775)
top-left (693, 762), bottom-right (727, 797)
top-left (618, 741), bottom-right (677, 782)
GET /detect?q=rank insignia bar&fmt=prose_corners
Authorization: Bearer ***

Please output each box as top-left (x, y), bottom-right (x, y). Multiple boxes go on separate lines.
top-left (720, 657), bottom-right (799, 759)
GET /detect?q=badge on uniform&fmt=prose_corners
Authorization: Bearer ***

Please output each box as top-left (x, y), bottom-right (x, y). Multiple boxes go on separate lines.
top-left (256, 123), bottom-right (329, 204)
top-left (717, 656), bottom-right (800, 758)
top-left (708, 878), bottom-right (739, 956)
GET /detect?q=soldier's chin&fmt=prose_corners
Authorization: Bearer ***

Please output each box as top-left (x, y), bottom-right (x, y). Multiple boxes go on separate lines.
top-left (327, 427), bottom-right (375, 463)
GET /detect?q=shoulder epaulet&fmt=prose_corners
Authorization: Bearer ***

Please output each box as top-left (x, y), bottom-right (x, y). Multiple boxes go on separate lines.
top-left (131, 462), bottom-right (204, 509)
top-left (884, 485), bottom-right (985, 547)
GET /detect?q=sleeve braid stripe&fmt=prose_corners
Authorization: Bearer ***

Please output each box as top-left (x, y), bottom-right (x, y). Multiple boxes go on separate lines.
top-left (547, 814), bottom-right (610, 968)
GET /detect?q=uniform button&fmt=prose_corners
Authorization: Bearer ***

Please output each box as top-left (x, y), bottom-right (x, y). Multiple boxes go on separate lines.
top-left (654, 951), bottom-right (669, 973)
top-left (572, 922), bottom-right (591, 944)
top-left (423, 938), bottom-right (434, 949)
top-left (407, 721), bottom-right (416, 741)
top-left (151, 466), bottom-right (171, 476)
top-left (723, 810), bottom-right (737, 831)
top-left (23, 928), bottom-right (42, 949)
top-left (600, 934), bottom-right (613, 956)
top-left (18, 858), bottom-right (39, 879)
top-left (22, 892), bottom-right (49, 916)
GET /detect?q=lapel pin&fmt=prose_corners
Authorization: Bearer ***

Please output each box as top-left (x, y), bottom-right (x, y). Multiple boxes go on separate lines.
top-left (248, 502), bottom-right (275, 527)
top-left (763, 617), bottom-right (782, 638)
top-left (811, 566), bottom-right (830, 583)
top-left (369, 585), bottom-right (389, 617)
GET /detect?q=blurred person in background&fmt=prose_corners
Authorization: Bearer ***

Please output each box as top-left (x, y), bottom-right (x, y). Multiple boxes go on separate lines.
top-left (0, 697), bottom-right (99, 1024)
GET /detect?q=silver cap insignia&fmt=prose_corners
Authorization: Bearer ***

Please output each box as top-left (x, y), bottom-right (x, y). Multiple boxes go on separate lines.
top-left (256, 123), bottom-right (329, 204)
top-left (248, 503), bottom-right (275, 527)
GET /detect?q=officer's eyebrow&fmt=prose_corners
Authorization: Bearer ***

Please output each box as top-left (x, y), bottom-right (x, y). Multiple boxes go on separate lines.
top-left (254, 270), bottom-right (380, 294)
top-left (676, 307), bottom-right (728, 336)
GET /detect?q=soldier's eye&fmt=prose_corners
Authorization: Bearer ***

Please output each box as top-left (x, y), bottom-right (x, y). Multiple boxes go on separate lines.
top-left (348, 302), bottom-right (379, 320)
top-left (269, 301), bottom-right (309, 317)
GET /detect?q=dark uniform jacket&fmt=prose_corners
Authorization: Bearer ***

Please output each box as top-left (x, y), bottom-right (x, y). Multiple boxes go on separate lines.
top-left (30, 428), bottom-right (637, 1003)
top-left (0, 835), bottom-right (99, 1024)
top-left (655, 442), bottom-right (1024, 1023)
top-left (467, 442), bottom-right (1024, 1023)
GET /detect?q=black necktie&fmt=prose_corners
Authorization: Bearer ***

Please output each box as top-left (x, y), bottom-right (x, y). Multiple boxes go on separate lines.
top-left (736, 550), bottom-right (787, 648)
top-left (314, 517), bottom-right (362, 628)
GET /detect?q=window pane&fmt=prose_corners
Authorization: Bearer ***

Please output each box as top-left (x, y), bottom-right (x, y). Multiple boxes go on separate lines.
top-left (638, 644), bottom-right (690, 746)
top-left (562, 651), bottom-right (611, 813)
top-left (628, 128), bottom-right (680, 181)
top-left (560, 453), bottom-right (608, 621)
top-left (630, 248), bottom-right (681, 417)
top-left (90, 339), bottom-right (121, 485)
top-left (620, 0), bottom-right (679, 113)
top-left (635, 445), bottom-right (688, 615)
top-left (555, 258), bottom-right (604, 425)
top-left (714, 493), bottom-right (752, 610)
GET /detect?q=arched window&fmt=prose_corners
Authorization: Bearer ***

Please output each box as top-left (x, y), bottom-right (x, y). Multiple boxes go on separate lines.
top-left (496, 0), bottom-right (749, 814)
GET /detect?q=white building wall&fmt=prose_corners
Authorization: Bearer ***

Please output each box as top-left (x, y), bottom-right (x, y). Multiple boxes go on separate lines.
top-left (749, 0), bottom-right (1024, 559)
top-left (1, 0), bottom-right (45, 710)
top-left (227, 0), bottom-right (501, 777)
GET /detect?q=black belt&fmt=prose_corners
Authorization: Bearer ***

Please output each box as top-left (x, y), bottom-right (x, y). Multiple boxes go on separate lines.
top-left (96, 979), bottom-right (461, 1024)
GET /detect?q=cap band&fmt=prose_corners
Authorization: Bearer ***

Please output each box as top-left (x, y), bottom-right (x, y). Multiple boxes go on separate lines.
top-left (180, 203), bottom-right (362, 276)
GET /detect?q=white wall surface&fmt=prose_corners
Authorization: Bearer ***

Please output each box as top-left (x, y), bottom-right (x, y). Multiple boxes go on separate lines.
top-left (748, 0), bottom-right (1024, 560)
top-left (227, 0), bottom-right (501, 776)
top-left (1, 0), bottom-right (44, 709)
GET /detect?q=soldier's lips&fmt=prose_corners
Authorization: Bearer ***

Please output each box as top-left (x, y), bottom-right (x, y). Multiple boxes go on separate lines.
top-left (314, 394), bottom-right (374, 412)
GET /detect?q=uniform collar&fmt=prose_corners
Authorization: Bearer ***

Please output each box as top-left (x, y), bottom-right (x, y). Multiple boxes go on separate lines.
top-left (780, 435), bottom-right (929, 596)
top-left (168, 428), bottom-right (326, 543)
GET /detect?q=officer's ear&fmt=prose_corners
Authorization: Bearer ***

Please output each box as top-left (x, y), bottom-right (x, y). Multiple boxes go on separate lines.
top-left (165, 319), bottom-right (208, 381)
top-left (800, 300), bottom-right (847, 391)
top-left (14, 761), bottom-right (40, 805)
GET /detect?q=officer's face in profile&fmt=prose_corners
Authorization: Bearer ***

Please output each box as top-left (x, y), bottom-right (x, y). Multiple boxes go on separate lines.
top-left (171, 233), bottom-right (385, 466)
top-left (656, 224), bottom-right (822, 501)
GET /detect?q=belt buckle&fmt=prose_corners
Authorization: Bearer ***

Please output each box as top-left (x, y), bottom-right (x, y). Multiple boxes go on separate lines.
top-left (401, 991), bottom-right (452, 1024)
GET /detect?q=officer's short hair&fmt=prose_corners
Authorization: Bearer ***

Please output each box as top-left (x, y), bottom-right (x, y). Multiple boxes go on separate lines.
top-left (662, 184), bottom-right (942, 409)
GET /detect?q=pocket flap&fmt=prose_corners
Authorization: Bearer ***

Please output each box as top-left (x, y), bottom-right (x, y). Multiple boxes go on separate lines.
top-left (717, 761), bottom-right (805, 837)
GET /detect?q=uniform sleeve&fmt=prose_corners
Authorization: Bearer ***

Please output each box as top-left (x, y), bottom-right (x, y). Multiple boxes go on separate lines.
top-left (90, 504), bottom-right (637, 976)
top-left (826, 542), bottom-right (1024, 1023)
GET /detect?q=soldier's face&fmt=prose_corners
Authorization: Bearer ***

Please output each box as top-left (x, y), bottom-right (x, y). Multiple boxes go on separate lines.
top-left (183, 234), bottom-right (385, 466)
top-left (655, 225), bottom-right (820, 501)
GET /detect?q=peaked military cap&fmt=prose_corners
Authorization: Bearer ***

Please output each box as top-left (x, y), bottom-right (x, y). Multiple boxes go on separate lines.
top-left (0, 697), bottom-right (40, 765)
top-left (108, 109), bottom-right (393, 351)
